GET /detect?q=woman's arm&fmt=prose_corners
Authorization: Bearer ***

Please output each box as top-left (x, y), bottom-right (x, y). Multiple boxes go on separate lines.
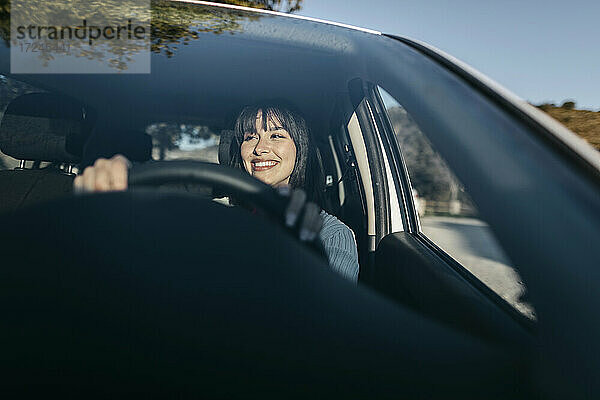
top-left (319, 212), bottom-right (360, 283)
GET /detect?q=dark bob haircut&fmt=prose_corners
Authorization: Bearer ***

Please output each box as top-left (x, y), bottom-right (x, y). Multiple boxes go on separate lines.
top-left (229, 102), bottom-right (326, 206)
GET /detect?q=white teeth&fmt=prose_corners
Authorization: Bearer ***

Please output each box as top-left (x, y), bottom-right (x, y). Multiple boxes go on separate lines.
top-left (254, 161), bottom-right (277, 167)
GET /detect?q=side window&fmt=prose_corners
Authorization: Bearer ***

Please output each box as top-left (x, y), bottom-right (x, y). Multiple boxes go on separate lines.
top-left (378, 86), bottom-right (535, 320)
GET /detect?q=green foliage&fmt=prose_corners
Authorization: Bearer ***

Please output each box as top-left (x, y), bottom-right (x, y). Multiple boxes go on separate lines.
top-left (146, 122), bottom-right (217, 160)
top-left (0, 0), bottom-right (302, 50)
top-left (0, 0), bottom-right (8, 47)
top-left (0, 0), bottom-right (300, 67)
top-left (1, 0), bottom-right (153, 69)
top-left (216, 0), bottom-right (303, 13)
top-left (561, 100), bottom-right (576, 110)
top-left (151, 0), bottom-right (253, 58)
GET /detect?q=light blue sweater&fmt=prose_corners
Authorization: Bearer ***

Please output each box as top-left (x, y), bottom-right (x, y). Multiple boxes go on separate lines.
top-left (319, 211), bottom-right (359, 282)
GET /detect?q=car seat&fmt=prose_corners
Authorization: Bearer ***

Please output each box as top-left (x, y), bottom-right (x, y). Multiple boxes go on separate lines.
top-left (0, 93), bottom-right (93, 214)
top-left (80, 128), bottom-right (153, 169)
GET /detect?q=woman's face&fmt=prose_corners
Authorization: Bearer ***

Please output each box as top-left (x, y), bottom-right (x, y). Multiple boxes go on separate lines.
top-left (240, 110), bottom-right (297, 187)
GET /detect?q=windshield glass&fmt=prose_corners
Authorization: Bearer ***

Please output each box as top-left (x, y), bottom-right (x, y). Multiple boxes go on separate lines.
top-left (1, 0), bottom-right (542, 340)
top-left (0, 1), bottom-right (372, 222)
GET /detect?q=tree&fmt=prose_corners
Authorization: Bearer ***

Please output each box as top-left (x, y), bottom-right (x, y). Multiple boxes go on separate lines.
top-left (0, 0), bottom-right (303, 68)
top-left (0, 0), bottom-right (8, 47)
top-left (146, 123), bottom-right (216, 160)
top-left (216, 0), bottom-right (303, 13)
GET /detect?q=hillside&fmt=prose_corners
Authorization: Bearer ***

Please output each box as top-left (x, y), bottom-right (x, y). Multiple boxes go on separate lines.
top-left (536, 103), bottom-right (600, 151)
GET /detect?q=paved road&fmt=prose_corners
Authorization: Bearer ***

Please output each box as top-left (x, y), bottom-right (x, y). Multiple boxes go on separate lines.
top-left (420, 216), bottom-right (535, 319)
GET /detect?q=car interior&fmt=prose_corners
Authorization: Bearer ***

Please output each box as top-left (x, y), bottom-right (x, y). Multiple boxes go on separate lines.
top-left (0, 71), bottom-right (532, 395)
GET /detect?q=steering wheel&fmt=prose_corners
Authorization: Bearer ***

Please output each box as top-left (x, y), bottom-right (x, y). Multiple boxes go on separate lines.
top-left (128, 160), bottom-right (324, 254)
top-left (129, 160), bottom-right (287, 214)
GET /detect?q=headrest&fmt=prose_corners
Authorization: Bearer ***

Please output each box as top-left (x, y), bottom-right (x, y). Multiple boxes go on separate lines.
top-left (0, 92), bottom-right (94, 163)
top-left (81, 129), bottom-right (152, 168)
top-left (218, 130), bottom-right (235, 166)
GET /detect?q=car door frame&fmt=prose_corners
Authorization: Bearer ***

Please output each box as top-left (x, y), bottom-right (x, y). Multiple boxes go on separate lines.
top-left (354, 80), bottom-right (536, 345)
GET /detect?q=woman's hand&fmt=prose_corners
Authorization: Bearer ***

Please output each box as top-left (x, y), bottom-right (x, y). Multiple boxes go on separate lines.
top-left (277, 186), bottom-right (323, 243)
top-left (73, 154), bottom-right (131, 193)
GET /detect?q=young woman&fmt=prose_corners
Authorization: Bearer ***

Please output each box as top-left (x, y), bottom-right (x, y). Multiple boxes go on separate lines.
top-left (230, 103), bottom-right (359, 282)
top-left (73, 103), bottom-right (359, 282)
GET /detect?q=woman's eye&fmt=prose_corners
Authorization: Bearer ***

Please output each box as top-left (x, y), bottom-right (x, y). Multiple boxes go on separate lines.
top-left (271, 133), bottom-right (286, 139)
top-left (244, 135), bottom-right (257, 141)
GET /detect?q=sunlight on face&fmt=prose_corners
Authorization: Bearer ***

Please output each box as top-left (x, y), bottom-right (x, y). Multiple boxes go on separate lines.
top-left (240, 110), bottom-right (297, 187)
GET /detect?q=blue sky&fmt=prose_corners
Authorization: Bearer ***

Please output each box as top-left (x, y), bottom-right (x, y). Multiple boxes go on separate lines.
top-left (297, 0), bottom-right (600, 110)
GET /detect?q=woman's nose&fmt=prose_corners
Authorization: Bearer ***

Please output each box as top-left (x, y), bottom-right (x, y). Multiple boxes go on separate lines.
top-left (253, 137), bottom-right (270, 155)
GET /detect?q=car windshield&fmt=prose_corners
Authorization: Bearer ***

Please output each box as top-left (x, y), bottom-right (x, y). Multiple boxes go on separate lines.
top-left (0, 0), bottom-right (539, 322)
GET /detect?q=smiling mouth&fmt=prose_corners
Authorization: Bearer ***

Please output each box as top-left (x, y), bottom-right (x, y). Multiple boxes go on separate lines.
top-left (252, 160), bottom-right (279, 171)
